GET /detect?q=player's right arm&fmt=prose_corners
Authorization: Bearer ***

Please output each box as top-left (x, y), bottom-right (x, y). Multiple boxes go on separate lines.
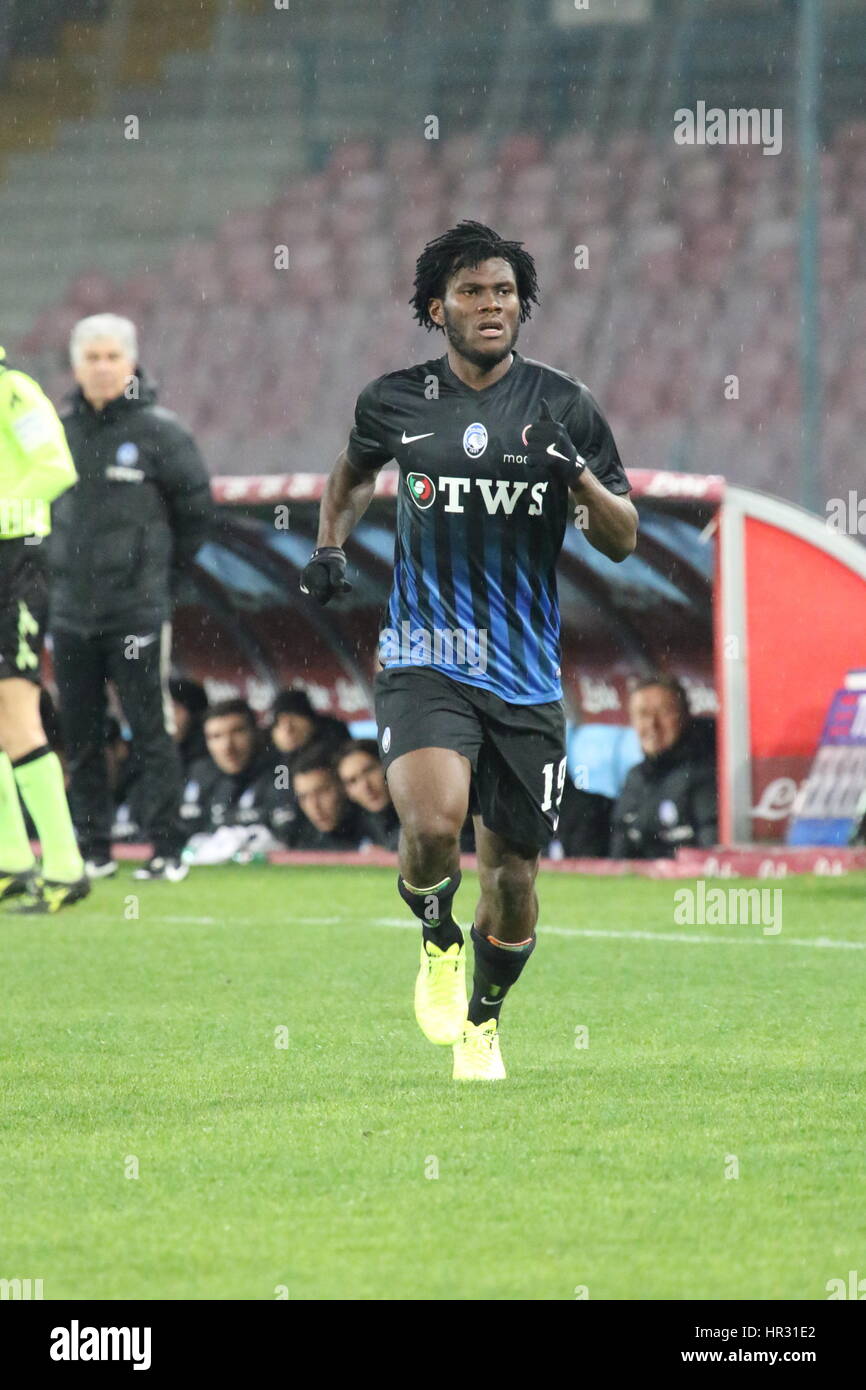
top-left (301, 379), bottom-right (393, 605)
top-left (315, 447), bottom-right (382, 550)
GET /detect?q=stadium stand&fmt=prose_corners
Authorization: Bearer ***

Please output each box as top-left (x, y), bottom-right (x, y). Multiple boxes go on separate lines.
top-left (2, 0), bottom-right (866, 499)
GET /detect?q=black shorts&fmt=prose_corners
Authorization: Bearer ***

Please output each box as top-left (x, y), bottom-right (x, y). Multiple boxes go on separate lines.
top-left (374, 665), bottom-right (567, 851)
top-left (0, 538), bottom-right (47, 685)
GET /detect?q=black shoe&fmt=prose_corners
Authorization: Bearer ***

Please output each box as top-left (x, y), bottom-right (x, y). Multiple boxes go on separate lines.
top-left (0, 867), bottom-right (35, 902)
top-left (9, 874), bottom-right (92, 914)
top-left (132, 855), bottom-right (189, 882)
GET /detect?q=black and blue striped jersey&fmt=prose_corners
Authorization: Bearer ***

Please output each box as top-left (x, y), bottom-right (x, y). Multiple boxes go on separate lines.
top-left (347, 350), bottom-right (630, 705)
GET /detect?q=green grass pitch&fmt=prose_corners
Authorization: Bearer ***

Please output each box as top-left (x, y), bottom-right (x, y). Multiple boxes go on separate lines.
top-left (1, 865), bottom-right (864, 1301)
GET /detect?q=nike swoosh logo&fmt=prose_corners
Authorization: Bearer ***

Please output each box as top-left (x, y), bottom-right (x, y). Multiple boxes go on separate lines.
top-left (401, 431), bottom-right (435, 444)
top-left (546, 442), bottom-right (572, 462)
top-left (480, 996), bottom-right (501, 1006)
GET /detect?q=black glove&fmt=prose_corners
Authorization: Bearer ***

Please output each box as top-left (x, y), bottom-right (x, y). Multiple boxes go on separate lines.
top-left (522, 398), bottom-right (586, 487)
top-left (299, 546), bottom-right (352, 604)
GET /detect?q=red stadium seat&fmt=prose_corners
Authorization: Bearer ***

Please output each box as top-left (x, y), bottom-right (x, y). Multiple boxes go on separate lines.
top-left (10, 121), bottom-right (863, 505)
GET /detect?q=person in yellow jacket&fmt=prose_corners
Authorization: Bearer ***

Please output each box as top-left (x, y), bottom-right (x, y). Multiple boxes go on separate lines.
top-left (0, 345), bottom-right (90, 911)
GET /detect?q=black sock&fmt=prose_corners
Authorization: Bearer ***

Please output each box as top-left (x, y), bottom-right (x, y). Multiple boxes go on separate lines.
top-left (467, 924), bottom-right (536, 1026)
top-left (398, 870), bottom-right (464, 951)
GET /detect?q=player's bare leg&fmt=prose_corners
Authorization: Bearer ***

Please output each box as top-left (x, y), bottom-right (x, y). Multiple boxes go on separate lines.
top-left (388, 745), bottom-right (470, 886)
top-left (473, 818), bottom-right (540, 944)
top-left (387, 747), bottom-right (471, 1044)
top-left (453, 820), bottom-right (540, 1080)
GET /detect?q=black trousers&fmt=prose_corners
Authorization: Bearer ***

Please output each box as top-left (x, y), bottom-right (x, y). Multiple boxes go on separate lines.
top-left (51, 622), bottom-right (185, 859)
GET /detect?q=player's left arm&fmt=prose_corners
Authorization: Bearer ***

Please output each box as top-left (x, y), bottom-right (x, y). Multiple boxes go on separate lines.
top-left (564, 386), bottom-right (636, 561)
top-left (0, 368), bottom-right (78, 504)
top-left (524, 390), bottom-right (637, 562)
top-left (568, 468), bottom-right (637, 563)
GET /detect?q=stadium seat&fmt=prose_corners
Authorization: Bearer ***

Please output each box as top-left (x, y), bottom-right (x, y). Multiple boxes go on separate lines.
top-left (8, 120), bottom-right (864, 508)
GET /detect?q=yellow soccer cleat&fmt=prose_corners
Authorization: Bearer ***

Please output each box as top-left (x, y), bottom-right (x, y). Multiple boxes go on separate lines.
top-left (0, 867), bottom-right (34, 903)
top-left (8, 874), bottom-right (91, 914)
top-left (414, 939), bottom-right (467, 1045)
top-left (452, 1018), bottom-right (506, 1081)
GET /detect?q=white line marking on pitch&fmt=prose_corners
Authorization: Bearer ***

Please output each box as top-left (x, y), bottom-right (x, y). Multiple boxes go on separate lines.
top-left (55, 913), bottom-right (221, 925)
top-left (72, 913), bottom-right (866, 950)
top-left (75, 914), bottom-right (346, 927)
top-left (372, 918), bottom-right (866, 950)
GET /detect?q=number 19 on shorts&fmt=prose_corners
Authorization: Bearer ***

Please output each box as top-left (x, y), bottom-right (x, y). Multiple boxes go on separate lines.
top-left (541, 756), bottom-right (567, 828)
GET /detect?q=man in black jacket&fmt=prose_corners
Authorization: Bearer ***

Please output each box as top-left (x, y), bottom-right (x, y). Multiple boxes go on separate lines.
top-left (266, 688), bottom-right (350, 769)
top-left (49, 314), bottom-right (213, 880)
top-left (170, 677), bottom-right (209, 774)
top-left (610, 674), bottom-right (718, 859)
top-left (291, 745), bottom-right (364, 850)
top-left (335, 739), bottom-right (401, 849)
top-left (180, 698), bottom-right (299, 852)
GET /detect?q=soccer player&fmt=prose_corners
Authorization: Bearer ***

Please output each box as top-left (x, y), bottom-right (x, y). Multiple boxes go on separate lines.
top-left (0, 345), bottom-right (90, 912)
top-left (301, 221), bottom-right (637, 1079)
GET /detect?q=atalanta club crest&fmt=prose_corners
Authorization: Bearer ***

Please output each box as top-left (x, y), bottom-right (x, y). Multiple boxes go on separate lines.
top-left (407, 472), bottom-right (436, 508)
top-left (463, 422), bottom-right (488, 458)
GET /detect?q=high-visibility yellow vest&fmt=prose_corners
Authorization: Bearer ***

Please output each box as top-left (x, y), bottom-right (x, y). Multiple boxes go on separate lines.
top-left (0, 345), bottom-right (78, 539)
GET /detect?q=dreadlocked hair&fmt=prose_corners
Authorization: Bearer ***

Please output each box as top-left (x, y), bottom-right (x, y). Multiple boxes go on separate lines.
top-left (410, 220), bottom-right (539, 331)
